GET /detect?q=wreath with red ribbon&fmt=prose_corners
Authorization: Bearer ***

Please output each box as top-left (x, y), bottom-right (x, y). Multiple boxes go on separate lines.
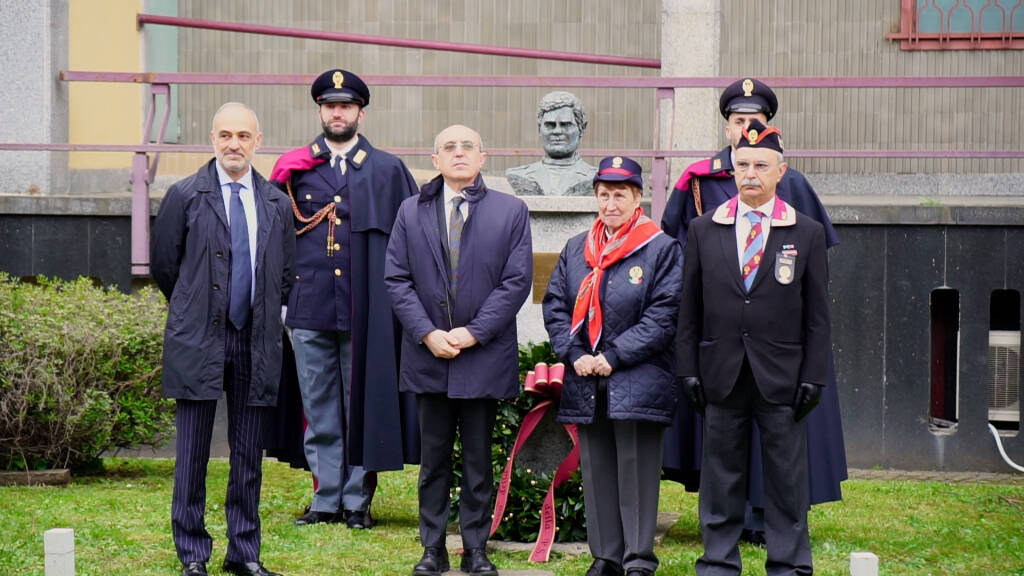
top-left (489, 362), bottom-right (581, 562)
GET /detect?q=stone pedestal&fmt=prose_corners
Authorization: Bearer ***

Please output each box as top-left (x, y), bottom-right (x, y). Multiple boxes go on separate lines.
top-left (44, 528), bottom-right (75, 576)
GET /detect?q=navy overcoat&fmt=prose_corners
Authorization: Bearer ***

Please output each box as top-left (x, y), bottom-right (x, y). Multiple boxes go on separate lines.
top-left (151, 159), bottom-right (295, 406)
top-left (543, 230), bottom-right (683, 425)
top-left (385, 175), bottom-right (533, 400)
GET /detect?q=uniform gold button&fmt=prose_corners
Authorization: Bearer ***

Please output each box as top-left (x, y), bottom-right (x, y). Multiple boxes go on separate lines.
top-left (333, 195), bottom-right (341, 203)
top-left (305, 194), bottom-right (312, 200)
top-left (333, 243), bottom-right (341, 251)
top-left (334, 269), bottom-right (342, 277)
top-left (335, 218), bottom-right (342, 225)
top-left (295, 275), bottom-right (301, 280)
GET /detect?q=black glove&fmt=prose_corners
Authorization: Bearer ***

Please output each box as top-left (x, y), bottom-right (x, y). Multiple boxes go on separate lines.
top-left (680, 376), bottom-right (706, 416)
top-left (793, 382), bottom-right (823, 422)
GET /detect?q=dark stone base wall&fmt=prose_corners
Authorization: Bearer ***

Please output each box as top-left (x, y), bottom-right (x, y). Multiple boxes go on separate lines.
top-left (832, 224), bottom-right (1024, 472)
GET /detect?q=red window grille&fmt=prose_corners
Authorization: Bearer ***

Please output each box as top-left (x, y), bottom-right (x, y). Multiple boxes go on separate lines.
top-left (887, 0), bottom-right (1024, 50)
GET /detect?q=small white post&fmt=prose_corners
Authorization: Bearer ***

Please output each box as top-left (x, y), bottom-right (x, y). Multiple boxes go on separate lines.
top-left (850, 551), bottom-right (879, 576)
top-left (44, 528), bottom-right (75, 576)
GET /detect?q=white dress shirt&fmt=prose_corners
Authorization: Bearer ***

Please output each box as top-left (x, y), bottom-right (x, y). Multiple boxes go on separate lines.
top-left (216, 162), bottom-right (258, 304)
top-left (326, 137), bottom-right (358, 175)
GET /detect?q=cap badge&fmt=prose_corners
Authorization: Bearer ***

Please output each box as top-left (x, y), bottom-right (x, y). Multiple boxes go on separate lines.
top-left (612, 156), bottom-right (623, 168)
top-left (742, 78), bottom-right (754, 97)
top-left (332, 71), bottom-right (344, 89)
top-left (747, 129), bottom-right (759, 145)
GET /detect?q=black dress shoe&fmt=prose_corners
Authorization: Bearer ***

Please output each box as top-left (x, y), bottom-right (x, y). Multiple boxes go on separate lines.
top-left (625, 570), bottom-right (653, 576)
top-left (345, 509), bottom-right (375, 529)
top-left (460, 548), bottom-right (498, 576)
top-left (181, 561), bottom-right (208, 576)
top-left (294, 509), bottom-right (338, 526)
top-left (221, 560), bottom-right (282, 576)
top-left (586, 558), bottom-right (625, 576)
top-left (411, 546), bottom-right (449, 576)
top-left (740, 528), bottom-right (767, 548)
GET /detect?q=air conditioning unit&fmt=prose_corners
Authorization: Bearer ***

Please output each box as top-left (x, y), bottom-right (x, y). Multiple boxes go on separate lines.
top-left (987, 330), bottom-right (1021, 434)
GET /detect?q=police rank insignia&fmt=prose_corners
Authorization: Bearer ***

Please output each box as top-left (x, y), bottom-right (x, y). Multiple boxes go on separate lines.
top-left (352, 149), bottom-right (367, 165)
top-left (712, 158), bottom-right (722, 170)
top-left (747, 129), bottom-right (759, 145)
top-left (775, 252), bottom-right (795, 285)
top-left (332, 71), bottom-right (345, 89)
top-left (612, 156), bottom-right (623, 168)
top-left (628, 266), bottom-right (644, 285)
top-left (311, 142), bottom-right (321, 156)
top-left (742, 78), bottom-right (754, 97)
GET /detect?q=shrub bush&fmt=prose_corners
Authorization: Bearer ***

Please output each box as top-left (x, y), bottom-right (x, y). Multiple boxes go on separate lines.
top-left (450, 341), bottom-right (587, 544)
top-left (0, 274), bottom-right (174, 471)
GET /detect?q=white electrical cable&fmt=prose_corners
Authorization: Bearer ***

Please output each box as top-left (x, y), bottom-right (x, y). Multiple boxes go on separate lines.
top-left (988, 423), bottom-right (1024, 473)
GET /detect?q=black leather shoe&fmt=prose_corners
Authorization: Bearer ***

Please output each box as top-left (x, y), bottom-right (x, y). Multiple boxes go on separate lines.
top-left (586, 558), bottom-right (625, 576)
top-left (740, 528), bottom-right (767, 548)
top-left (460, 548), bottom-right (498, 576)
top-left (221, 560), bottom-right (282, 576)
top-left (294, 509), bottom-right (338, 526)
top-left (181, 562), bottom-right (208, 576)
top-left (411, 546), bottom-right (449, 576)
top-left (625, 569), bottom-right (653, 576)
top-left (345, 509), bottom-right (375, 529)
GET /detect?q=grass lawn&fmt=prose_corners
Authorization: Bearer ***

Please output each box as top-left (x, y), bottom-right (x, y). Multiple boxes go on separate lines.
top-left (1, 459), bottom-right (1022, 575)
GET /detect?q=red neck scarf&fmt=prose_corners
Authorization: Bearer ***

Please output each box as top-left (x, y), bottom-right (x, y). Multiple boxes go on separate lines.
top-left (570, 207), bottom-right (662, 350)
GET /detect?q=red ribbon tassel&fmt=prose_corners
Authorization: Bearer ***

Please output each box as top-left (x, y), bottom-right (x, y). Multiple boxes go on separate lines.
top-left (489, 362), bottom-right (580, 562)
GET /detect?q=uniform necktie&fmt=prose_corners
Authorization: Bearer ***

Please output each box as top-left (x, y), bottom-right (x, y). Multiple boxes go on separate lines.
top-left (741, 210), bottom-right (765, 292)
top-left (336, 154), bottom-right (347, 176)
top-left (228, 181), bottom-right (251, 329)
top-left (449, 196), bottom-right (465, 295)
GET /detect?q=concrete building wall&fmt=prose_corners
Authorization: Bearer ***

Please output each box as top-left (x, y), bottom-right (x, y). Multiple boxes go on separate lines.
top-left (718, 0), bottom-right (1024, 175)
top-left (171, 0), bottom-right (661, 175)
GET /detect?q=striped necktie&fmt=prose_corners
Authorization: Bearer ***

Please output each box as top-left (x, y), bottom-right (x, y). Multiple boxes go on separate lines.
top-left (741, 210), bottom-right (765, 292)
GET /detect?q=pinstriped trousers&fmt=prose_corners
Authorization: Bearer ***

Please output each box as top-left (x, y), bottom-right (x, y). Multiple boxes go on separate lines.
top-left (171, 323), bottom-right (266, 565)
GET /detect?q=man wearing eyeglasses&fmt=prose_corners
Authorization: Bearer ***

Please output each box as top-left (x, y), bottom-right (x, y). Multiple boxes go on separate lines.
top-left (268, 69), bottom-right (420, 530)
top-left (661, 77), bottom-right (846, 549)
top-left (385, 125), bottom-right (533, 576)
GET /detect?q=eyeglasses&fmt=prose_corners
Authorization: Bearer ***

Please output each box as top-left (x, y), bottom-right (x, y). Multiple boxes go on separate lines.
top-left (439, 140), bottom-right (478, 153)
top-left (734, 160), bottom-right (775, 174)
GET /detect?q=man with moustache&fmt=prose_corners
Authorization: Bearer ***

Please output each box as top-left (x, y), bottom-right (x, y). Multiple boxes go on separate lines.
top-left (152, 102), bottom-right (294, 576)
top-left (386, 125), bottom-right (532, 576)
top-left (661, 78), bottom-right (845, 548)
top-left (678, 120), bottom-right (831, 575)
top-left (269, 69), bottom-right (420, 529)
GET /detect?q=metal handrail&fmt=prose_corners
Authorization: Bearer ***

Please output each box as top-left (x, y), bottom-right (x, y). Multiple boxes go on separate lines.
top-left (136, 13), bottom-right (660, 69)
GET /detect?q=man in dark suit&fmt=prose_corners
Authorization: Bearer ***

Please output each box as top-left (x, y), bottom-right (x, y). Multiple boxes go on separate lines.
top-left (385, 124), bottom-right (533, 576)
top-left (661, 80), bottom-right (846, 548)
top-left (152, 102), bottom-right (295, 576)
top-left (268, 68), bottom-right (420, 529)
top-left (677, 119), bottom-right (831, 576)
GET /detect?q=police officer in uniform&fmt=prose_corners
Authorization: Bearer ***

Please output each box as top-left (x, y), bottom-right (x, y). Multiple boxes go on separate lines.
top-left (269, 69), bottom-right (420, 529)
top-left (661, 78), bottom-right (846, 546)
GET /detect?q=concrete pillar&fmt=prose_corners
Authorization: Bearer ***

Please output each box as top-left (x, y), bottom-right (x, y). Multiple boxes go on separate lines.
top-left (0, 0), bottom-right (69, 194)
top-left (661, 0), bottom-right (722, 184)
top-left (44, 528), bottom-right (75, 576)
top-left (850, 551), bottom-right (879, 576)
